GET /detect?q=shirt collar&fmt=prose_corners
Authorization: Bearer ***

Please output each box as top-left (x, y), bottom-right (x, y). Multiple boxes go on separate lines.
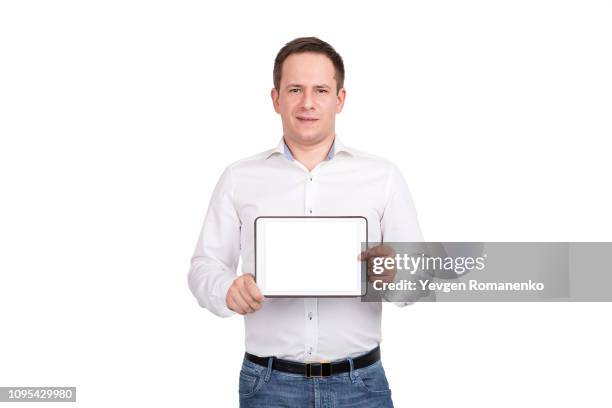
top-left (266, 137), bottom-right (353, 161)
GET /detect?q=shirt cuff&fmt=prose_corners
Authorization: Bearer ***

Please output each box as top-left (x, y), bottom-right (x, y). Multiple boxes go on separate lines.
top-left (213, 275), bottom-right (237, 318)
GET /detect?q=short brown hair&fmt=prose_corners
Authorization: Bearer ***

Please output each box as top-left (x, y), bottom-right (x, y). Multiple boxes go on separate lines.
top-left (273, 37), bottom-right (345, 94)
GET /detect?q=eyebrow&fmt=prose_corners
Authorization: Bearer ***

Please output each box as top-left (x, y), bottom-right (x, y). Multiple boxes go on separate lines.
top-left (285, 84), bottom-right (331, 89)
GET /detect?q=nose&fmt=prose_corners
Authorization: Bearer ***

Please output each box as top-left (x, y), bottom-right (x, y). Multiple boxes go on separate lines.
top-left (301, 88), bottom-right (315, 109)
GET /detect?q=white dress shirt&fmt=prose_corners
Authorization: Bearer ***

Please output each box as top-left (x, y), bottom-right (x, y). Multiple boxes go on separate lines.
top-left (188, 137), bottom-right (424, 361)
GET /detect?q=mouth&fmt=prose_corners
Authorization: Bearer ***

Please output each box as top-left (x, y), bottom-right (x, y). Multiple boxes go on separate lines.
top-left (296, 116), bottom-right (319, 124)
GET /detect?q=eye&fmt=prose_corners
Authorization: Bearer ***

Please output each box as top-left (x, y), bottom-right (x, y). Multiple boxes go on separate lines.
top-left (317, 89), bottom-right (328, 94)
top-left (289, 88), bottom-right (301, 94)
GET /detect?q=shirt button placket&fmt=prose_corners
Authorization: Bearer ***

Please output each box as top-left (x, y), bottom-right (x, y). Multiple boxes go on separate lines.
top-left (304, 171), bottom-right (318, 359)
top-left (305, 298), bottom-right (318, 359)
top-left (305, 173), bottom-right (315, 216)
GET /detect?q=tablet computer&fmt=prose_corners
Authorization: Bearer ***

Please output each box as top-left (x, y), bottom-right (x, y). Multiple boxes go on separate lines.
top-left (255, 216), bottom-right (368, 297)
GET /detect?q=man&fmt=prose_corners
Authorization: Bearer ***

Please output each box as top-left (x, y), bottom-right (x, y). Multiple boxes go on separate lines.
top-left (188, 37), bottom-right (423, 407)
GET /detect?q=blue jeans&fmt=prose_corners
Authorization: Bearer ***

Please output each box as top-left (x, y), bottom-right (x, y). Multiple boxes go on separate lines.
top-left (238, 354), bottom-right (394, 407)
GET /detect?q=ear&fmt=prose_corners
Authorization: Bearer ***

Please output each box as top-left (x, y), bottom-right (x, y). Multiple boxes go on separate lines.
top-left (335, 87), bottom-right (346, 114)
top-left (271, 87), bottom-right (281, 114)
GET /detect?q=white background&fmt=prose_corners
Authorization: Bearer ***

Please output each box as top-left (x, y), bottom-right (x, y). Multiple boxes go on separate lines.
top-left (1, 1), bottom-right (611, 407)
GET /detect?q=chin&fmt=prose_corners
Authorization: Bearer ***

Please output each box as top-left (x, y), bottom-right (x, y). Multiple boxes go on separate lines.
top-left (293, 133), bottom-right (325, 144)
top-left (296, 131), bottom-right (320, 139)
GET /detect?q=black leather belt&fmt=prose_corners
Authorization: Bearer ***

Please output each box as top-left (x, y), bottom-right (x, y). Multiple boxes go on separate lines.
top-left (244, 346), bottom-right (380, 378)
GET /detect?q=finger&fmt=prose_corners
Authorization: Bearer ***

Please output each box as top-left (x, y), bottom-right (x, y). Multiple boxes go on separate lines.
top-left (239, 284), bottom-right (262, 311)
top-left (227, 293), bottom-right (247, 315)
top-left (367, 257), bottom-right (393, 269)
top-left (226, 294), bottom-right (238, 313)
top-left (369, 274), bottom-right (395, 283)
top-left (366, 259), bottom-right (396, 277)
top-left (366, 258), bottom-right (397, 275)
top-left (243, 274), bottom-right (264, 303)
top-left (381, 274), bottom-right (396, 283)
top-left (360, 245), bottom-right (391, 259)
top-left (368, 268), bottom-right (396, 279)
top-left (359, 245), bottom-right (395, 261)
top-left (367, 268), bottom-right (395, 277)
top-left (231, 290), bottom-right (253, 314)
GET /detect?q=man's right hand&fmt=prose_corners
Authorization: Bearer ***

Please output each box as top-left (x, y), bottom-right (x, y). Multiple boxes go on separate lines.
top-left (226, 273), bottom-right (264, 315)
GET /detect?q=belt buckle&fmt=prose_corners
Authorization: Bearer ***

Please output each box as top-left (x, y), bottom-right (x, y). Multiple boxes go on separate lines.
top-left (305, 361), bottom-right (331, 378)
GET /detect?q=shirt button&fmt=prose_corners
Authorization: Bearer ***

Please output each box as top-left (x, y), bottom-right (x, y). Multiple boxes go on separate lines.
top-left (308, 312), bottom-right (313, 320)
top-left (309, 177), bottom-right (313, 181)
top-left (308, 209), bottom-right (313, 214)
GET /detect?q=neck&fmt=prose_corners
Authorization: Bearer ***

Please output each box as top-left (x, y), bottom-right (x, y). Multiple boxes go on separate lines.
top-left (285, 135), bottom-right (335, 171)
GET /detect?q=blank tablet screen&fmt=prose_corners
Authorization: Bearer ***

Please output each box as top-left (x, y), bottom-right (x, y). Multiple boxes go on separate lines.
top-left (255, 216), bottom-right (367, 297)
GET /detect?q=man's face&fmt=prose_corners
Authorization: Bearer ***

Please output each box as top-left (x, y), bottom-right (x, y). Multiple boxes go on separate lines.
top-left (271, 52), bottom-right (346, 146)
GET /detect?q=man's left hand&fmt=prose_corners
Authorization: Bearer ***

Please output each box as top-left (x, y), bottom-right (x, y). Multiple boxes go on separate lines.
top-left (359, 245), bottom-right (397, 284)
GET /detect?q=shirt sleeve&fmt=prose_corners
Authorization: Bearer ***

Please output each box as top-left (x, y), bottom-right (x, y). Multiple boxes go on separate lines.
top-left (380, 164), bottom-right (426, 306)
top-left (380, 164), bottom-right (424, 243)
top-left (187, 167), bottom-right (240, 317)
